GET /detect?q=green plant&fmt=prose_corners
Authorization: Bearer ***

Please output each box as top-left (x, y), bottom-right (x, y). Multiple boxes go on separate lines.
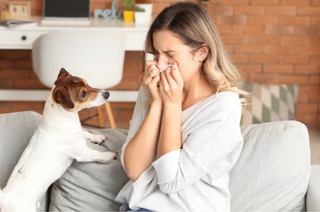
top-left (122, 0), bottom-right (134, 10)
top-left (135, 6), bottom-right (145, 12)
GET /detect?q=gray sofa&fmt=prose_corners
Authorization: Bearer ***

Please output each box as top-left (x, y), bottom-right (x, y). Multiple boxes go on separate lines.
top-left (0, 111), bottom-right (319, 211)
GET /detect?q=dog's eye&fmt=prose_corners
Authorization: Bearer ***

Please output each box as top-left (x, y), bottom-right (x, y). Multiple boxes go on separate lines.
top-left (81, 91), bottom-right (87, 98)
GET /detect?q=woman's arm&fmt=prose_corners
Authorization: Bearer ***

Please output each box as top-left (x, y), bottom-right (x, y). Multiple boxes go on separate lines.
top-left (124, 101), bottom-right (162, 181)
top-left (124, 59), bottom-right (163, 182)
top-left (158, 64), bottom-right (183, 158)
top-left (158, 104), bottom-right (182, 158)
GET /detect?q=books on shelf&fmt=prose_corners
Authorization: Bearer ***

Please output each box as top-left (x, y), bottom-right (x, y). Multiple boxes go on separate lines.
top-left (0, 19), bottom-right (38, 28)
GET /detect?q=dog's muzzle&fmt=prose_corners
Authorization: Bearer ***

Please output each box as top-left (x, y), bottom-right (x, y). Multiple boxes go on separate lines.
top-left (103, 91), bottom-right (110, 99)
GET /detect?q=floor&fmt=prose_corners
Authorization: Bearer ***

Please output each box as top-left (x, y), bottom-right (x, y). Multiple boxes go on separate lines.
top-left (309, 128), bottom-right (320, 165)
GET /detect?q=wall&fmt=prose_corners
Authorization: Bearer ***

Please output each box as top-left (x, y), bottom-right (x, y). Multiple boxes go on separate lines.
top-left (0, 0), bottom-right (319, 129)
top-left (208, 0), bottom-right (320, 129)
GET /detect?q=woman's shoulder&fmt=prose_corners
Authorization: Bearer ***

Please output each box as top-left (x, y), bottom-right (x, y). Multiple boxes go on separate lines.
top-left (206, 89), bottom-right (240, 110)
top-left (193, 90), bottom-right (241, 123)
top-left (184, 90), bottom-right (240, 125)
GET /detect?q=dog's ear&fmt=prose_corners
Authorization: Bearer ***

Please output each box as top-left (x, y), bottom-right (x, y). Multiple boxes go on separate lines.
top-left (58, 68), bottom-right (70, 79)
top-left (53, 86), bottom-right (74, 109)
top-left (54, 68), bottom-right (71, 86)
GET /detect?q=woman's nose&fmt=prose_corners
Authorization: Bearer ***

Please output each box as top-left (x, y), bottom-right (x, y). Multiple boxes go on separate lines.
top-left (157, 55), bottom-right (171, 66)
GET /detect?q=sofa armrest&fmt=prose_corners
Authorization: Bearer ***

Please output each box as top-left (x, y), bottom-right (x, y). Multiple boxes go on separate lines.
top-left (306, 165), bottom-right (320, 211)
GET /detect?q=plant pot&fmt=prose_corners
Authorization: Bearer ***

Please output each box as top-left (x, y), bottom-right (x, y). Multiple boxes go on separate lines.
top-left (123, 10), bottom-right (134, 22)
top-left (134, 3), bottom-right (153, 23)
top-left (134, 11), bottom-right (149, 24)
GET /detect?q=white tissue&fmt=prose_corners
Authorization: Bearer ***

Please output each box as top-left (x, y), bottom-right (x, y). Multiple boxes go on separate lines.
top-left (157, 64), bottom-right (178, 73)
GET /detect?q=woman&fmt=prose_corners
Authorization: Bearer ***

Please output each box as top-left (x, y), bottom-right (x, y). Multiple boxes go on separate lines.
top-left (115, 2), bottom-right (246, 211)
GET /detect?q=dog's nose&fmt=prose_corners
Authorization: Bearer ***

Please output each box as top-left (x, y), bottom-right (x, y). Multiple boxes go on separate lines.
top-left (103, 91), bottom-right (110, 99)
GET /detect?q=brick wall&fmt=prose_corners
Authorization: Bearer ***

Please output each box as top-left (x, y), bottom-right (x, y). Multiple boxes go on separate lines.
top-left (0, 0), bottom-right (319, 129)
top-left (208, 0), bottom-right (320, 130)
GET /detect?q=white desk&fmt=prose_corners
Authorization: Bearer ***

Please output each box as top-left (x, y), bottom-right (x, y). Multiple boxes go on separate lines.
top-left (0, 17), bottom-right (153, 102)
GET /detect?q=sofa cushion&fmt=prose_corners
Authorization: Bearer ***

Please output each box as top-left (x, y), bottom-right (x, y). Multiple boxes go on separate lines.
top-left (49, 128), bottom-right (130, 211)
top-left (230, 121), bottom-right (311, 211)
top-left (241, 83), bottom-right (299, 125)
top-left (0, 111), bottom-right (49, 212)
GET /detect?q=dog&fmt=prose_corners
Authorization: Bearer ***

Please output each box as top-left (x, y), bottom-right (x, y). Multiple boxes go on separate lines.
top-left (0, 68), bottom-right (116, 212)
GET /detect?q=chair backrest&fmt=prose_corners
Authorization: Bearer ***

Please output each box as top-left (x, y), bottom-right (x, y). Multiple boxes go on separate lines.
top-left (32, 31), bottom-right (126, 89)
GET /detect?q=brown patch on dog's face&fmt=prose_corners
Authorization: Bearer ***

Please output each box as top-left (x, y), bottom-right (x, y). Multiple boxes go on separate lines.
top-left (52, 68), bottom-right (102, 112)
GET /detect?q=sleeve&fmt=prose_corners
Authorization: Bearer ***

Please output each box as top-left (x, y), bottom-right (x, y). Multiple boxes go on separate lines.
top-left (120, 85), bottom-right (151, 173)
top-left (152, 92), bottom-right (244, 194)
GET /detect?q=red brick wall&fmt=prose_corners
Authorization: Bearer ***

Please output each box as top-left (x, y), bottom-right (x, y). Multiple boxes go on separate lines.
top-left (208, 0), bottom-right (320, 130)
top-left (0, 0), bottom-right (319, 130)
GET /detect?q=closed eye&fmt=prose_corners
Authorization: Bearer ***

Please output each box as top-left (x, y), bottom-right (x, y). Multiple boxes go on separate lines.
top-left (153, 52), bottom-right (173, 58)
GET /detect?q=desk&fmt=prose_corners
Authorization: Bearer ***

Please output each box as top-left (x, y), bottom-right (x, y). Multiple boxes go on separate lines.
top-left (0, 17), bottom-right (153, 102)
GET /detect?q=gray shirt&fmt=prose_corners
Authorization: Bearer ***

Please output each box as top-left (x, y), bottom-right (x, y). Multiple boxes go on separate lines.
top-left (115, 86), bottom-right (244, 212)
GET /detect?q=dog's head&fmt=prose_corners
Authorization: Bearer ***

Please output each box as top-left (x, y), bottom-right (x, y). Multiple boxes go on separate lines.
top-left (52, 68), bottom-right (110, 112)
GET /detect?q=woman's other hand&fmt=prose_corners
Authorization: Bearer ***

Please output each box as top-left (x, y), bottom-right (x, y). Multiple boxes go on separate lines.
top-left (159, 62), bottom-right (184, 107)
top-left (144, 59), bottom-right (162, 104)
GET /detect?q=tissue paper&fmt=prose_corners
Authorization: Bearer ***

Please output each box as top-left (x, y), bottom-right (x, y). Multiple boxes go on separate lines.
top-left (157, 64), bottom-right (178, 73)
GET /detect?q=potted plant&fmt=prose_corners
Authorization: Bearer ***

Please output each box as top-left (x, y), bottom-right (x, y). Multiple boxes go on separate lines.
top-left (122, 0), bottom-right (135, 22)
top-left (134, 0), bottom-right (153, 24)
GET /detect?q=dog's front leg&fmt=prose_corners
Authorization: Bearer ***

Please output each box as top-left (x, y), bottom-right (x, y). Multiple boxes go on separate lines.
top-left (83, 131), bottom-right (106, 145)
top-left (76, 148), bottom-right (116, 163)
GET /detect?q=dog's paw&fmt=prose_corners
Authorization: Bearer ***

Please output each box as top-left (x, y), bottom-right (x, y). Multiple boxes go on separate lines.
top-left (91, 135), bottom-right (107, 145)
top-left (100, 151), bottom-right (117, 163)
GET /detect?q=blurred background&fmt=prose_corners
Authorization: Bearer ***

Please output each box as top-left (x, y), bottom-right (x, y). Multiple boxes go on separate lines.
top-left (0, 0), bottom-right (319, 131)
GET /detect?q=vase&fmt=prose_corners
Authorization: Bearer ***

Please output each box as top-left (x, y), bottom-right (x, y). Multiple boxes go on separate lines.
top-left (123, 10), bottom-right (134, 22)
top-left (134, 3), bottom-right (153, 23)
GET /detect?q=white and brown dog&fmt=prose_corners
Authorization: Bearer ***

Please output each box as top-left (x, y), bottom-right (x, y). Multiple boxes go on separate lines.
top-left (0, 68), bottom-right (116, 212)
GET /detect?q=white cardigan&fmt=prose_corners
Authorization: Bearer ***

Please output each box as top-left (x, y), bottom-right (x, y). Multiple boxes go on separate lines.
top-left (115, 86), bottom-right (244, 212)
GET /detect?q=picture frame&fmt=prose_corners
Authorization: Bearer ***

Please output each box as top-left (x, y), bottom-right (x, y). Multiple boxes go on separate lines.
top-left (9, 2), bottom-right (31, 18)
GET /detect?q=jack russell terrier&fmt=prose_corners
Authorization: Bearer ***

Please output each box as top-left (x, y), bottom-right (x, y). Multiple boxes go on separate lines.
top-left (0, 68), bottom-right (116, 212)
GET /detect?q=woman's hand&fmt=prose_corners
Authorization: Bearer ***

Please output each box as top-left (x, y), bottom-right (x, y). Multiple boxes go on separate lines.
top-left (159, 62), bottom-right (184, 107)
top-left (144, 59), bottom-right (162, 104)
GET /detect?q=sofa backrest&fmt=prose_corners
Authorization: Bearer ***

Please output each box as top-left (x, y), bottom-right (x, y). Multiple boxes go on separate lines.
top-left (230, 121), bottom-right (311, 211)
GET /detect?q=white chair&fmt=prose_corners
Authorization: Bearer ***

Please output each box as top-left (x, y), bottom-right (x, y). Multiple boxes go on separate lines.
top-left (32, 31), bottom-right (126, 128)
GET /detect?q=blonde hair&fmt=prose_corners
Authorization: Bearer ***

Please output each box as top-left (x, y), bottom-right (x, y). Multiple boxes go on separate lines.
top-left (144, 2), bottom-right (248, 108)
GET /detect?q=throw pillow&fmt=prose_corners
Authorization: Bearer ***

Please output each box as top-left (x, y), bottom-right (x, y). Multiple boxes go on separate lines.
top-left (49, 128), bottom-right (130, 211)
top-left (0, 111), bottom-right (49, 212)
top-left (241, 82), bottom-right (299, 125)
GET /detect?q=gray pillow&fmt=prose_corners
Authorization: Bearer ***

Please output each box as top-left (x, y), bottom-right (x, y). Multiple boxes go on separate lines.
top-left (230, 120), bottom-right (310, 211)
top-left (0, 111), bottom-right (49, 212)
top-left (49, 128), bottom-right (129, 211)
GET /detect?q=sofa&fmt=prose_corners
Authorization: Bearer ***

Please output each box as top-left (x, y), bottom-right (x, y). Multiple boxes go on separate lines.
top-left (0, 111), bottom-right (319, 211)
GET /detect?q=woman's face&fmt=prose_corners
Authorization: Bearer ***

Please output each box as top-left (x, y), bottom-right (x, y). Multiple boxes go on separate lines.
top-left (152, 29), bottom-right (203, 85)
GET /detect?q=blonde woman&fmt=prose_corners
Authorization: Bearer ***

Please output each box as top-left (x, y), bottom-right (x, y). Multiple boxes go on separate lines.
top-left (115, 2), bottom-right (246, 211)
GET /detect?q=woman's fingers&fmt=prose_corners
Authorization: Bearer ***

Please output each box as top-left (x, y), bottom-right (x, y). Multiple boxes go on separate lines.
top-left (145, 59), bottom-right (158, 68)
top-left (144, 59), bottom-right (160, 84)
top-left (162, 62), bottom-right (182, 89)
top-left (170, 62), bottom-right (183, 87)
top-left (160, 70), bottom-right (169, 90)
top-left (163, 67), bottom-right (175, 89)
top-left (144, 68), bottom-right (160, 85)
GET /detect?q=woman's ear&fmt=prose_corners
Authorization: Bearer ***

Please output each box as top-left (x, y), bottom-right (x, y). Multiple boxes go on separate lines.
top-left (197, 44), bottom-right (209, 62)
